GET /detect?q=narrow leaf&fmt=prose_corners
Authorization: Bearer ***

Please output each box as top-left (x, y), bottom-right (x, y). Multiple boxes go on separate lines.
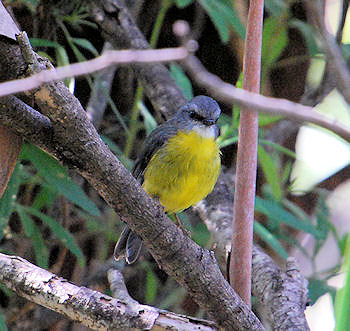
top-left (16, 204), bottom-right (49, 268)
top-left (71, 38), bottom-right (99, 56)
top-left (145, 265), bottom-right (158, 304)
top-left (255, 197), bottom-right (322, 238)
top-left (0, 311), bottom-right (8, 331)
top-left (175, 0), bottom-right (193, 8)
top-left (258, 146), bottom-right (282, 201)
top-left (254, 221), bottom-right (288, 259)
top-left (23, 206), bottom-right (86, 267)
top-left (30, 38), bottom-right (62, 49)
top-left (20, 144), bottom-right (100, 216)
top-left (199, 0), bottom-right (230, 42)
top-left (170, 63), bottom-right (193, 100)
top-left (262, 16), bottom-right (288, 67)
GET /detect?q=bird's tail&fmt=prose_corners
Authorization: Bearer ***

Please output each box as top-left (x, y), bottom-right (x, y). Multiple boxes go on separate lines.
top-left (114, 226), bottom-right (143, 264)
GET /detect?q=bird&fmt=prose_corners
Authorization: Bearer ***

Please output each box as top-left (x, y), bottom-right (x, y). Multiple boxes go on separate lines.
top-left (114, 95), bottom-right (222, 264)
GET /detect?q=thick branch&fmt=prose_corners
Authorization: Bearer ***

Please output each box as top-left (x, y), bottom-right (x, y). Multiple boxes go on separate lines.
top-left (252, 249), bottom-right (310, 330)
top-left (0, 95), bottom-right (53, 150)
top-left (0, 253), bottom-right (216, 330)
top-left (193, 170), bottom-right (310, 330)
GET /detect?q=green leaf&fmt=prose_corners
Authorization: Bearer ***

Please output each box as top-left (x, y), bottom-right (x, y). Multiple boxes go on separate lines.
top-left (69, 41), bottom-right (87, 62)
top-left (254, 221), bottom-right (288, 259)
top-left (170, 63), bottom-right (193, 100)
top-left (20, 144), bottom-right (100, 216)
top-left (259, 139), bottom-right (296, 158)
top-left (138, 102), bottom-right (157, 135)
top-left (55, 46), bottom-right (70, 67)
top-left (199, 0), bottom-right (245, 42)
top-left (71, 38), bottom-right (99, 56)
top-left (281, 161), bottom-right (292, 185)
top-left (264, 0), bottom-right (287, 16)
top-left (262, 16), bottom-right (288, 67)
top-left (258, 114), bottom-right (282, 127)
top-left (282, 199), bottom-right (310, 223)
top-left (55, 46), bottom-right (74, 88)
top-left (23, 206), bottom-right (86, 267)
top-left (0, 311), bottom-right (8, 331)
top-left (16, 204), bottom-right (49, 268)
top-left (145, 264), bottom-right (158, 304)
top-left (0, 164), bottom-right (22, 240)
top-left (200, 0), bottom-right (229, 42)
top-left (174, 0), bottom-right (193, 8)
top-left (30, 38), bottom-right (62, 49)
top-left (32, 184), bottom-right (57, 210)
top-left (255, 197), bottom-right (323, 238)
top-left (218, 136), bottom-right (238, 148)
top-left (308, 278), bottom-right (336, 305)
top-left (258, 146), bottom-right (282, 201)
top-left (313, 193), bottom-right (331, 256)
top-left (335, 236), bottom-right (350, 330)
top-left (192, 222), bottom-right (210, 247)
top-left (219, 0), bottom-right (245, 39)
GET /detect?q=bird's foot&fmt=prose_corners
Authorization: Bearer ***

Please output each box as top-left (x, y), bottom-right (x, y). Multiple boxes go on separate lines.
top-left (174, 213), bottom-right (191, 238)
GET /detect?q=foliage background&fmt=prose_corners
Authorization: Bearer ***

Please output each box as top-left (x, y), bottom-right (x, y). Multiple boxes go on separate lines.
top-left (0, 0), bottom-right (349, 329)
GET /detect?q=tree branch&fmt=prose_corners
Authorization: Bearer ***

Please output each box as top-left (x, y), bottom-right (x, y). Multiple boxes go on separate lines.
top-left (0, 46), bottom-right (188, 98)
top-left (0, 45), bottom-right (349, 142)
top-left (193, 170), bottom-right (310, 330)
top-left (0, 253), bottom-right (216, 330)
top-left (0, 95), bottom-right (53, 151)
top-left (0, 26), bottom-right (263, 331)
top-left (181, 54), bottom-right (350, 142)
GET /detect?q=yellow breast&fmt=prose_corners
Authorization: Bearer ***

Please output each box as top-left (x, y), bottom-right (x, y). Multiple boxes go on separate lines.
top-left (143, 130), bottom-right (221, 213)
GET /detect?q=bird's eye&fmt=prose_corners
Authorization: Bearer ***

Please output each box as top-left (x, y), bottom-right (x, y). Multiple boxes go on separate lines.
top-left (189, 110), bottom-right (205, 122)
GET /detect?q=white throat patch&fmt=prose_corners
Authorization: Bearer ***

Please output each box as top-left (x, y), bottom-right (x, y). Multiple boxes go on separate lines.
top-left (192, 125), bottom-right (216, 139)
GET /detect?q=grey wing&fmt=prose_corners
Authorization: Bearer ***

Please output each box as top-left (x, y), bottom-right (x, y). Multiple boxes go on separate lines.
top-left (132, 121), bottom-right (178, 183)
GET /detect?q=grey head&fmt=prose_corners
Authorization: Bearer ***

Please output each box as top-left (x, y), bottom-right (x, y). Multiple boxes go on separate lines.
top-left (173, 95), bottom-right (221, 139)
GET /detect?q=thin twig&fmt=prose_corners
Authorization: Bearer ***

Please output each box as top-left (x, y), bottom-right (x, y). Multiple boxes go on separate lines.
top-left (181, 55), bottom-right (350, 142)
top-left (0, 46), bottom-right (188, 98)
